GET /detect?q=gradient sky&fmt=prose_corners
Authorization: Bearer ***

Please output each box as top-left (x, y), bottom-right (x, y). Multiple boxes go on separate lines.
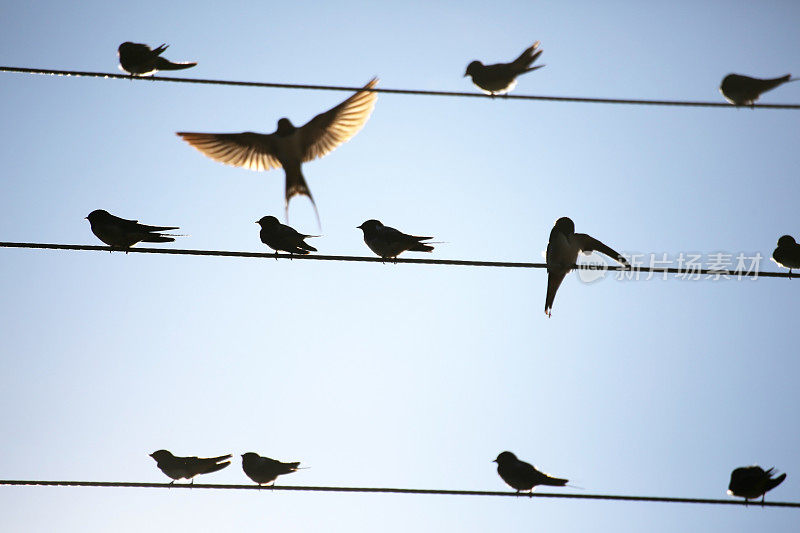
top-left (2, 1), bottom-right (799, 531)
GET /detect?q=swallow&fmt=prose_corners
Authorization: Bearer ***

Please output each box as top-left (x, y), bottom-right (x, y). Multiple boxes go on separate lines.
top-left (86, 209), bottom-right (180, 249)
top-left (118, 42), bottom-right (197, 76)
top-left (149, 450), bottom-right (232, 484)
top-left (545, 217), bottom-right (629, 317)
top-left (494, 451), bottom-right (568, 493)
top-left (464, 42), bottom-right (544, 95)
top-left (728, 465), bottom-right (786, 504)
top-left (176, 78), bottom-right (378, 223)
top-left (241, 452), bottom-right (301, 486)
top-left (771, 235), bottom-right (800, 276)
top-left (257, 215), bottom-right (318, 255)
top-left (719, 73), bottom-right (796, 106)
top-left (357, 219), bottom-right (434, 259)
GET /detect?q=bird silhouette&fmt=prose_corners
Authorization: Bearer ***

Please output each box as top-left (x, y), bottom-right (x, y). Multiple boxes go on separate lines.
top-left (118, 42), bottom-right (197, 76)
top-left (728, 465), bottom-right (786, 503)
top-left (177, 78), bottom-right (378, 224)
top-left (464, 42), bottom-right (544, 95)
top-left (86, 209), bottom-right (180, 249)
top-left (494, 451), bottom-right (568, 493)
top-left (719, 73), bottom-right (795, 106)
top-left (149, 450), bottom-right (231, 484)
top-left (545, 217), bottom-right (628, 317)
top-left (771, 235), bottom-right (800, 277)
top-left (357, 219), bottom-right (434, 259)
top-left (257, 215), bottom-right (318, 255)
top-left (241, 452), bottom-right (301, 486)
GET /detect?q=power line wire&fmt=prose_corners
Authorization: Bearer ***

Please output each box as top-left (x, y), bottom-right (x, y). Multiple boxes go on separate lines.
top-left (2, 66), bottom-right (798, 109)
top-left (0, 241), bottom-right (784, 278)
top-left (0, 479), bottom-right (796, 507)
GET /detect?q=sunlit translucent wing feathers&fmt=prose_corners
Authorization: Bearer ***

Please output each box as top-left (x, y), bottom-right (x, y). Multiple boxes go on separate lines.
top-left (176, 132), bottom-right (281, 171)
top-left (300, 77), bottom-right (379, 161)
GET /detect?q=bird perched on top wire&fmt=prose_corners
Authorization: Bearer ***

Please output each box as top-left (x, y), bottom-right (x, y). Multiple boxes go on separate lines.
top-left (357, 219), bottom-right (435, 259)
top-left (771, 235), bottom-right (800, 277)
top-left (117, 42), bottom-right (197, 76)
top-left (86, 209), bottom-right (180, 249)
top-left (464, 42), bottom-right (544, 95)
top-left (241, 452), bottom-right (301, 486)
top-left (177, 78), bottom-right (379, 226)
top-left (149, 450), bottom-right (231, 484)
top-left (493, 451), bottom-right (568, 493)
top-left (256, 215), bottom-right (318, 256)
top-left (545, 217), bottom-right (628, 317)
top-left (719, 73), bottom-right (796, 106)
top-left (727, 465), bottom-right (786, 504)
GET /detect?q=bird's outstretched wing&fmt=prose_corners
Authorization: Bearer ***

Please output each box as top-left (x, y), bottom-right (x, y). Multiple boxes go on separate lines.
top-left (573, 233), bottom-right (628, 265)
top-left (176, 132), bottom-right (282, 171)
top-left (299, 78), bottom-right (379, 162)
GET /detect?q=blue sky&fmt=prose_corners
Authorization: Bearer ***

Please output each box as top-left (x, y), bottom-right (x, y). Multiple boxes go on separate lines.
top-left (1, 1), bottom-right (799, 531)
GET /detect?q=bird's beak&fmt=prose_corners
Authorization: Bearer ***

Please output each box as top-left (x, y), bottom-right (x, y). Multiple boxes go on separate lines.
top-left (492, 459), bottom-right (497, 463)
top-left (463, 72), bottom-right (468, 77)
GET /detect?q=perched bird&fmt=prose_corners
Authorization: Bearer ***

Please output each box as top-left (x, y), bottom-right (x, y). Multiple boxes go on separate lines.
top-left (149, 450), bottom-right (232, 484)
top-left (176, 78), bottom-right (378, 223)
top-left (719, 73), bottom-right (796, 106)
top-left (494, 451), bottom-right (568, 493)
top-left (545, 217), bottom-right (628, 317)
top-left (256, 215), bottom-right (318, 255)
top-left (464, 42), bottom-right (544, 95)
top-left (118, 42), bottom-right (197, 76)
top-left (771, 235), bottom-right (800, 276)
top-left (241, 452), bottom-right (301, 486)
top-left (357, 219), bottom-right (434, 259)
top-left (86, 209), bottom-right (180, 249)
top-left (728, 465), bottom-right (786, 503)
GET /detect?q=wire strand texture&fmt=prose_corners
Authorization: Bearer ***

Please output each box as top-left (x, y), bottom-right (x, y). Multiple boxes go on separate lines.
top-left (0, 479), bottom-right (797, 507)
top-left (0, 242), bottom-right (789, 278)
top-left (2, 66), bottom-right (799, 109)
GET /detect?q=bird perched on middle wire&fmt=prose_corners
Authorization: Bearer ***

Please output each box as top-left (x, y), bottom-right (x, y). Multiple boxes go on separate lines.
top-left (494, 451), bottom-right (568, 493)
top-left (464, 42), bottom-right (544, 95)
top-left (357, 219), bottom-right (435, 259)
top-left (545, 217), bottom-right (629, 317)
top-left (118, 42), bottom-right (197, 76)
top-left (241, 452), bottom-right (301, 486)
top-left (257, 215), bottom-right (318, 256)
top-left (719, 73), bottom-right (796, 106)
top-left (728, 465), bottom-right (786, 503)
top-left (149, 450), bottom-right (232, 484)
top-left (771, 235), bottom-right (800, 276)
top-left (86, 209), bottom-right (180, 249)
top-left (176, 78), bottom-right (379, 225)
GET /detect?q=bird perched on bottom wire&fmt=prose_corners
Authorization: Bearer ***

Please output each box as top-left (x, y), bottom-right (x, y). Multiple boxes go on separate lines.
top-left (176, 78), bottom-right (378, 225)
top-left (357, 219), bottom-right (435, 260)
top-left (545, 217), bottom-right (629, 317)
top-left (256, 215), bottom-right (318, 256)
top-left (771, 235), bottom-right (800, 276)
top-left (728, 465), bottom-right (786, 504)
top-left (117, 42), bottom-right (197, 76)
top-left (86, 209), bottom-right (180, 249)
top-left (149, 450), bottom-right (232, 484)
top-left (241, 452), bottom-right (301, 486)
top-left (464, 42), bottom-right (544, 95)
top-left (719, 73), bottom-right (796, 106)
top-left (494, 451), bottom-right (568, 493)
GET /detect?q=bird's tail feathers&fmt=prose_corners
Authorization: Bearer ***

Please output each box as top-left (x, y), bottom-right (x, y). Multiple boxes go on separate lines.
top-left (153, 44), bottom-right (169, 55)
top-left (542, 476), bottom-right (569, 486)
top-left (141, 235), bottom-right (176, 243)
top-left (512, 42), bottom-right (543, 71)
top-left (154, 58), bottom-right (198, 71)
top-left (767, 472), bottom-right (787, 491)
top-left (198, 461), bottom-right (231, 475)
top-left (285, 171), bottom-right (321, 232)
top-left (523, 64), bottom-right (545, 74)
top-left (409, 243), bottom-right (434, 253)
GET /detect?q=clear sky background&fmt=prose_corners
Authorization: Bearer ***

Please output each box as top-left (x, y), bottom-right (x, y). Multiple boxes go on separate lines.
top-left (1, 1), bottom-right (799, 531)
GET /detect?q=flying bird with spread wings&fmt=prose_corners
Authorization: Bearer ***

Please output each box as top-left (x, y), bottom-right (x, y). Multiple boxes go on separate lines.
top-left (177, 78), bottom-right (378, 224)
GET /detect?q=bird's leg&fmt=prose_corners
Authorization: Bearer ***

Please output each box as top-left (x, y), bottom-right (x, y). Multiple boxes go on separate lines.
top-left (275, 251), bottom-right (279, 261)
